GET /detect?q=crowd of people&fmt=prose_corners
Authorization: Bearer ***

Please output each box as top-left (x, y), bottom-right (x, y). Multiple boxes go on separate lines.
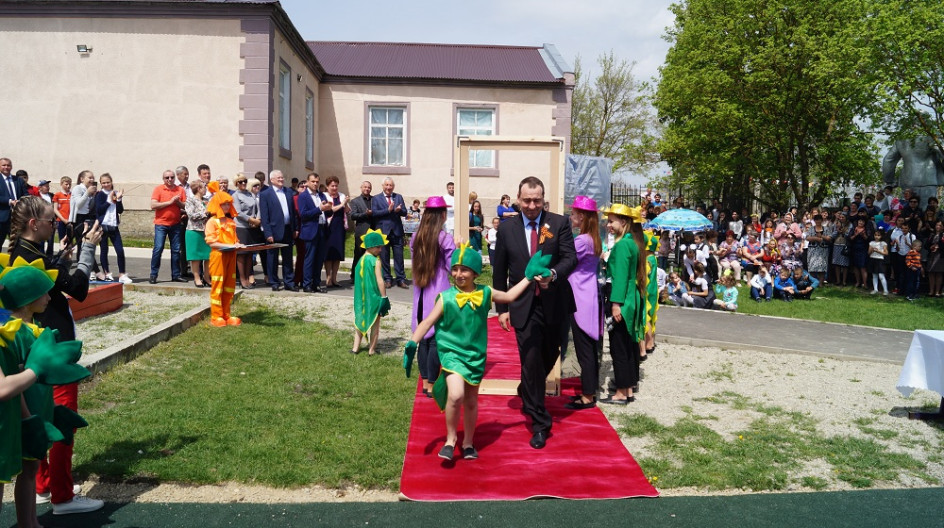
top-left (651, 187), bottom-right (944, 306)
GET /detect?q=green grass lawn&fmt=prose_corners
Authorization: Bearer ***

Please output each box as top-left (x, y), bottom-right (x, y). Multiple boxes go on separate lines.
top-left (730, 283), bottom-right (942, 331)
top-left (75, 305), bottom-right (413, 489)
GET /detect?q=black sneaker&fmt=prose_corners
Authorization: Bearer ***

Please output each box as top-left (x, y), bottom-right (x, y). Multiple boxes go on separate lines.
top-left (438, 444), bottom-right (455, 460)
top-left (462, 446), bottom-right (479, 460)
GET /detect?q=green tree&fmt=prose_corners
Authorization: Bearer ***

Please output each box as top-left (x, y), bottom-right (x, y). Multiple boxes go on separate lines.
top-left (571, 52), bottom-right (660, 174)
top-left (867, 0), bottom-right (944, 152)
top-left (654, 0), bottom-right (881, 212)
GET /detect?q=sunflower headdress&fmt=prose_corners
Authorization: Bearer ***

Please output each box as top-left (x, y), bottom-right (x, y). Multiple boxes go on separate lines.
top-left (361, 228), bottom-right (389, 249)
top-left (0, 257), bottom-right (59, 310)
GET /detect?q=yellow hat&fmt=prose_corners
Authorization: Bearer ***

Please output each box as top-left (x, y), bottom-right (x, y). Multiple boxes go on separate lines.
top-left (601, 203), bottom-right (643, 223)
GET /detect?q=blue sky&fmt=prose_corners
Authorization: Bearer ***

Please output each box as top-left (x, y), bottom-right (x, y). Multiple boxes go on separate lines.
top-left (278, 0), bottom-right (676, 83)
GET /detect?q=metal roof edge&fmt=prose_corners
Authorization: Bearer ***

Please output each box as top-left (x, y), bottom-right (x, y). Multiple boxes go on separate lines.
top-left (539, 43), bottom-right (573, 79)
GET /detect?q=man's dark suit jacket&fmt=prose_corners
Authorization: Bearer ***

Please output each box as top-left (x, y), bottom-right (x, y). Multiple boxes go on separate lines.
top-left (349, 194), bottom-right (374, 236)
top-left (493, 211), bottom-right (577, 329)
top-left (259, 185), bottom-right (297, 241)
top-left (296, 190), bottom-right (322, 242)
top-left (371, 192), bottom-right (407, 237)
top-left (0, 174), bottom-right (26, 223)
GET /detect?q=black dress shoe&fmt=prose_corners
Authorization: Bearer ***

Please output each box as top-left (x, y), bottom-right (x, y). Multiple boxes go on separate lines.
top-left (303, 288), bottom-right (315, 293)
top-left (384, 281), bottom-right (393, 289)
top-left (565, 399), bottom-right (596, 410)
top-left (272, 283), bottom-right (284, 291)
top-left (171, 277), bottom-right (188, 283)
top-left (290, 285), bottom-right (300, 292)
top-left (397, 282), bottom-right (409, 289)
top-left (149, 276), bottom-right (158, 284)
top-left (315, 286), bottom-right (328, 293)
top-left (529, 431), bottom-right (547, 449)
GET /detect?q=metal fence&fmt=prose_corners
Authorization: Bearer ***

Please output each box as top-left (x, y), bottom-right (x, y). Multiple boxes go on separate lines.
top-left (609, 182), bottom-right (678, 207)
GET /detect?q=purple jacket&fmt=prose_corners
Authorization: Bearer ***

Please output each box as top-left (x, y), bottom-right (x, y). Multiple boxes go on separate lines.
top-left (568, 233), bottom-right (601, 339)
top-left (410, 230), bottom-right (456, 339)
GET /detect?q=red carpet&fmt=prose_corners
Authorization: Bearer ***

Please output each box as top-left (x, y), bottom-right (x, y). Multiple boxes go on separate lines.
top-left (399, 317), bottom-right (660, 501)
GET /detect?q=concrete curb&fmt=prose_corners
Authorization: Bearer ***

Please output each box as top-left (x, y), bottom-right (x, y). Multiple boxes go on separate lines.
top-left (80, 289), bottom-right (244, 376)
top-left (656, 335), bottom-right (901, 365)
top-left (80, 302), bottom-right (211, 376)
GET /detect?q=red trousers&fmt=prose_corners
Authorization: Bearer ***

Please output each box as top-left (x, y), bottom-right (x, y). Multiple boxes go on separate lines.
top-left (35, 382), bottom-right (77, 503)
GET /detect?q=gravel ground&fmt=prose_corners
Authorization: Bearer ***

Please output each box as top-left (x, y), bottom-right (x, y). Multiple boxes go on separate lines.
top-left (4, 290), bottom-right (941, 504)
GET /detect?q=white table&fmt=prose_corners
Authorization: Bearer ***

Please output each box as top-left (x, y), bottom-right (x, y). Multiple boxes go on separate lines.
top-left (897, 330), bottom-right (944, 420)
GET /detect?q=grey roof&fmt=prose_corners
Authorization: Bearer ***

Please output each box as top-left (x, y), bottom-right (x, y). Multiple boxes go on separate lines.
top-left (307, 41), bottom-right (568, 85)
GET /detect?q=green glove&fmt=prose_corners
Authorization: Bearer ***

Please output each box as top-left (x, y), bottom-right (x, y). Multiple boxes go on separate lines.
top-left (53, 405), bottom-right (89, 446)
top-left (379, 297), bottom-right (391, 317)
top-left (432, 371), bottom-right (448, 411)
top-left (24, 330), bottom-right (90, 385)
top-left (403, 340), bottom-right (417, 378)
top-left (21, 415), bottom-right (54, 460)
top-left (524, 250), bottom-right (553, 280)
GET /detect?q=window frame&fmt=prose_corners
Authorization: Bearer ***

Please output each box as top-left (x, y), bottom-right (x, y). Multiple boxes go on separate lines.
top-left (305, 89), bottom-right (315, 169)
top-left (278, 61), bottom-right (292, 159)
top-left (452, 104), bottom-right (499, 177)
top-left (363, 102), bottom-right (411, 175)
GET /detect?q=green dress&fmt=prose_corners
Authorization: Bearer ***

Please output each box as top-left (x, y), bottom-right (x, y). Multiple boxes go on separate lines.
top-left (431, 285), bottom-right (492, 410)
top-left (353, 253), bottom-right (382, 336)
top-left (606, 235), bottom-right (645, 341)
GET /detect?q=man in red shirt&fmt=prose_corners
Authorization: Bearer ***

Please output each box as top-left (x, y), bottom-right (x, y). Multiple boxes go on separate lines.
top-left (149, 169), bottom-right (188, 283)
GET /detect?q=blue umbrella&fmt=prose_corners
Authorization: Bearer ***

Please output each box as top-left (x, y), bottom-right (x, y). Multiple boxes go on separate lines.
top-left (644, 208), bottom-right (713, 232)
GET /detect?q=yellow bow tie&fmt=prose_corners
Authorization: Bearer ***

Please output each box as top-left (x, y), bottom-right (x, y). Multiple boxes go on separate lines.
top-left (455, 289), bottom-right (484, 310)
top-left (0, 317), bottom-right (22, 344)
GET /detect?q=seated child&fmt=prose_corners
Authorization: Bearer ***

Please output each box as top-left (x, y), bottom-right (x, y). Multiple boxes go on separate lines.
top-left (352, 229), bottom-right (391, 355)
top-left (749, 264), bottom-right (774, 301)
top-left (773, 267), bottom-right (796, 301)
top-left (404, 244), bottom-right (548, 461)
top-left (666, 271), bottom-right (693, 307)
top-left (712, 272), bottom-right (739, 311)
top-left (791, 267), bottom-right (819, 300)
top-left (689, 262), bottom-right (715, 309)
top-left (0, 259), bottom-right (92, 526)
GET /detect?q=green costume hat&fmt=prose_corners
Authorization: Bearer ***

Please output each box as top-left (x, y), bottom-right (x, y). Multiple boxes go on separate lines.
top-left (361, 228), bottom-right (389, 249)
top-left (644, 230), bottom-right (660, 252)
top-left (451, 242), bottom-right (482, 275)
top-left (0, 257), bottom-right (58, 310)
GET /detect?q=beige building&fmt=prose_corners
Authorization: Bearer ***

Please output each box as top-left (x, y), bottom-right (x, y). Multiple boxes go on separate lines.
top-left (0, 1), bottom-right (573, 235)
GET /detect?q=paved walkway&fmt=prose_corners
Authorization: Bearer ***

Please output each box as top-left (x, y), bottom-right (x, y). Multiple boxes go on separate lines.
top-left (116, 246), bottom-right (916, 364)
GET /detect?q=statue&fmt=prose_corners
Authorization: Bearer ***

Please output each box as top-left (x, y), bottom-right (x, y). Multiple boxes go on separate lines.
top-left (882, 136), bottom-right (944, 208)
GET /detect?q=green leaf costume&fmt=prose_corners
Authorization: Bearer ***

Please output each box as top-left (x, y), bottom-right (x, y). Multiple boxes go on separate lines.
top-left (431, 285), bottom-right (492, 411)
top-left (353, 253), bottom-right (383, 337)
top-left (606, 235), bottom-right (645, 341)
top-left (645, 254), bottom-right (659, 334)
top-left (0, 341), bottom-right (22, 482)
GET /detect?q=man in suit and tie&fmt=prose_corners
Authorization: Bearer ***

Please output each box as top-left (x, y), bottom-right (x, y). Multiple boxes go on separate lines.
top-left (493, 176), bottom-right (577, 449)
top-left (259, 169), bottom-right (298, 291)
top-left (348, 180), bottom-right (374, 285)
top-left (371, 177), bottom-right (408, 288)
top-left (0, 157), bottom-right (26, 243)
top-left (297, 172), bottom-right (328, 293)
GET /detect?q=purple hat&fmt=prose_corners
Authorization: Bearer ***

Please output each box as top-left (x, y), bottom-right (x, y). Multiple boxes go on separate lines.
top-left (571, 195), bottom-right (598, 212)
top-left (425, 196), bottom-right (447, 209)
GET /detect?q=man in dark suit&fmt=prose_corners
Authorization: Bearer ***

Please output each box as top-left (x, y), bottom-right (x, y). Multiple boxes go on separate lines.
top-left (348, 180), bottom-right (374, 284)
top-left (297, 173), bottom-right (327, 293)
top-left (259, 169), bottom-right (297, 291)
top-left (0, 157), bottom-right (26, 243)
top-left (371, 177), bottom-right (408, 288)
top-left (493, 176), bottom-right (577, 449)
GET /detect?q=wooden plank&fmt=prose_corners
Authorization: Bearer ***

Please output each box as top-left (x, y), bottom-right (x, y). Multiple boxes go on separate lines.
top-left (67, 282), bottom-right (124, 321)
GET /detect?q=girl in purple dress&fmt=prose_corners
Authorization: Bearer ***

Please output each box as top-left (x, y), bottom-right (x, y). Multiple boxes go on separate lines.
top-left (409, 196), bottom-right (456, 396)
top-left (565, 196), bottom-right (603, 410)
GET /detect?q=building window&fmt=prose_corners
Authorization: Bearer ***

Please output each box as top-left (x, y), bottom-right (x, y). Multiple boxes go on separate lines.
top-left (305, 90), bottom-right (314, 166)
top-left (457, 108), bottom-right (495, 168)
top-left (369, 106), bottom-right (406, 166)
top-left (278, 62), bottom-right (291, 153)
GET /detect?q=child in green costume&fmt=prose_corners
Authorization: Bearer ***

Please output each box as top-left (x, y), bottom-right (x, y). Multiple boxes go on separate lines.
top-left (353, 229), bottom-right (392, 356)
top-left (0, 258), bottom-right (90, 527)
top-left (405, 243), bottom-right (549, 461)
